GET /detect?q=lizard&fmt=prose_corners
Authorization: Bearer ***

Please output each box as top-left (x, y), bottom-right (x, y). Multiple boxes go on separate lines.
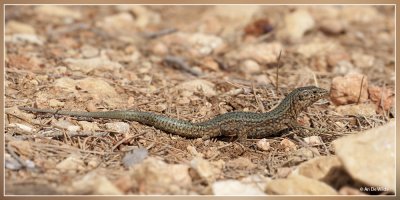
top-left (18, 86), bottom-right (329, 141)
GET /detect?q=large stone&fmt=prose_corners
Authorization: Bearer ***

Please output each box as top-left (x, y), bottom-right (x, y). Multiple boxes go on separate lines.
top-left (265, 175), bottom-right (337, 195)
top-left (130, 157), bottom-right (192, 194)
top-left (212, 180), bottom-right (265, 195)
top-left (333, 120), bottom-right (395, 191)
top-left (71, 172), bottom-right (123, 195)
top-left (294, 155), bottom-right (342, 180)
top-left (292, 155), bottom-right (352, 189)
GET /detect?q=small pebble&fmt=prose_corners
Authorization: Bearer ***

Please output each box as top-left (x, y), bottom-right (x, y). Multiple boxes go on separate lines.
top-left (122, 148), bottom-right (148, 168)
top-left (256, 138), bottom-right (271, 151)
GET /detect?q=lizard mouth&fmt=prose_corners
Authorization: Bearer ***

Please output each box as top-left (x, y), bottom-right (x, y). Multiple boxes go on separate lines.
top-left (315, 89), bottom-right (330, 104)
top-left (317, 88), bottom-right (329, 98)
top-left (321, 90), bottom-right (329, 97)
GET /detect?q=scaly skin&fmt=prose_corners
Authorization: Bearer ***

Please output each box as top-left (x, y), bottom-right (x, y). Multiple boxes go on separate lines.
top-left (18, 86), bottom-right (328, 140)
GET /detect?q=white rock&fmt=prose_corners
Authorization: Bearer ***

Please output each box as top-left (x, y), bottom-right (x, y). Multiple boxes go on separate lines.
top-left (72, 172), bottom-right (123, 195)
top-left (332, 61), bottom-right (360, 75)
top-left (303, 136), bottom-right (323, 146)
top-left (352, 52), bottom-right (375, 68)
top-left (319, 19), bottom-right (345, 35)
top-left (5, 154), bottom-right (35, 170)
top-left (67, 125), bottom-right (81, 132)
top-left (280, 138), bottom-right (297, 152)
top-left (227, 42), bottom-right (282, 64)
top-left (87, 157), bottom-right (101, 168)
top-left (280, 9), bottom-right (315, 42)
top-left (277, 167), bottom-right (293, 178)
top-left (77, 77), bottom-right (118, 98)
top-left (241, 59), bottom-right (261, 74)
top-left (176, 79), bottom-right (217, 97)
top-left (77, 121), bottom-right (100, 131)
top-left (333, 120), bottom-right (395, 191)
top-left (105, 122), bottom-right (130, 134)
top-left (29, 79), bottom-right (39, 86)
top-left (8, 123), bottom-right (35, 133)
top-left (151, 42), bottom-right (168, 55)
top-left (211, 159), bottom-right (225, 174)
top-left (187, 33), bottom-right (225, 56)
top-left (161, 32), bottom-right (225, 57)
top-left (49, 99), bottom-right (65, 108)
top-left (128, 5), bottom-right (161, 27)
top-left (5, 34), bottom-right (44, 45)
top-left (308, 6), bottom-right (340, 20)
top-left (254, 74), bottom-right (270, 85)
top-left (5, 153), bottom-right (22, 170)
top-left (122, 148), bottom-right (149, 168)
top-left (190, 157), bottom-right (216, 182)
top-left (187, 145), bottom-right (204, 158)
top-left (294, 40), bottom-right (342, 58)
top-left (240, 174), bottom-right (271, 191)
top-left (99, 12), bottom-right (135, 35)
top-left (56, 154), bottom-right (85, 171)
top-left (54, 120), bottom-right (81, 132)
top-left (35, 5), bottom-right (81, 19)
top-left (212, 5), bottom-right (260, 22)
top-left (6, 20), bottom-right (36, 34)
top-left (212, 180), bottom-right (266, 195)
top-left (340, 6), bottom-right (383, 24)
top-left (226, 157), bottom-right (256, 170)
top-left (64, 57), bottom-right (122, 74)
top-left (198, 5), bottom-right (259, 38)
top-left (256, 138), bottom-right (271, 151)
top-left (81, 45), bottom-right (99, 58)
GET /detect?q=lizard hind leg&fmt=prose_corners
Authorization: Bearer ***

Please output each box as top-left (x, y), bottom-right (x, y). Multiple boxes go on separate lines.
top-left (201, 126), bottom-right (221, 141)
top-left (237, 130), bottom-right (248, 143)
top-left (234, 130), bottom-right (248, 154)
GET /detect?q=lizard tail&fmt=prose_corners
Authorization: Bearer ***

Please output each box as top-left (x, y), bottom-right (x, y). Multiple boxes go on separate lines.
top-left (18, 107), bottom-right (212, 138)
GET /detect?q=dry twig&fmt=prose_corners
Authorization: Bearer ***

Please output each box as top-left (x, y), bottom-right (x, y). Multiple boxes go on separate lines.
top-left (163, 55), bottom-right (203, 76)
top-left (142, 28), bottom-right (178, 39)
top-left (275, 50), bottom-right (282, 93)
top-left (357, 75), bottom-right (365, 104)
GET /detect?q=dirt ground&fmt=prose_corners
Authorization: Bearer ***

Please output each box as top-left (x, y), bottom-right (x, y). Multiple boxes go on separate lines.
top-left (4, 5), bottom-right (395, 195)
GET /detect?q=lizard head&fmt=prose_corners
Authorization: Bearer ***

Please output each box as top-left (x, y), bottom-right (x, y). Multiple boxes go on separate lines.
top-left (291, 86), bottom-right (329, 110)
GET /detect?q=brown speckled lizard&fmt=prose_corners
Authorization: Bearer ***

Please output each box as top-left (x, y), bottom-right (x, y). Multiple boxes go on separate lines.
top-left (19, 86), bottom-right (328, 141)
